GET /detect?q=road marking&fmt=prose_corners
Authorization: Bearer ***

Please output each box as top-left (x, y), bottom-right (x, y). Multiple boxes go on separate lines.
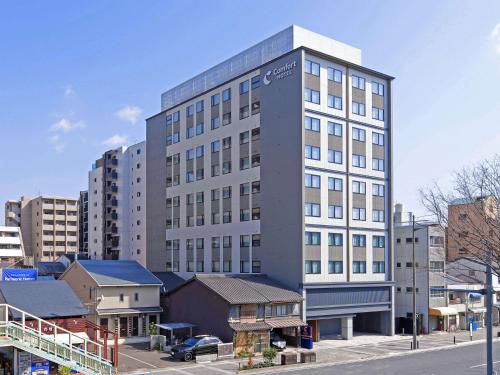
top-left (119, 351), bottom-right (159, 368)
top-left (470, 360), bottom-right (500, 369)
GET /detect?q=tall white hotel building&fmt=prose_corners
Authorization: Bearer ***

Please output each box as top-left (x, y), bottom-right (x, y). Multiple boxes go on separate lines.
top-left (146, 26), bottom-right (394, 339)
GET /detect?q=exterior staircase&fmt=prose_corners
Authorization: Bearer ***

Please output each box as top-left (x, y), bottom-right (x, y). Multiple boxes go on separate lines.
top-left (0, 304), bottom-right (115, 375)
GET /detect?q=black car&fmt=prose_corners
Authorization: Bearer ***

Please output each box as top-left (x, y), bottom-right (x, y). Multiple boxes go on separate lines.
top-left (170, 335), bottom-right (222, 361)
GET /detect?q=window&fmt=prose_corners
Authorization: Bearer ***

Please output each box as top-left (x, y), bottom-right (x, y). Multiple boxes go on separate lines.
top-left (430, 261), bottom-right (445, 272)
top-left (186, 105), bottom-right (194, 117)
top-left (134, 292), bottom-right (139, 301)
top-left (240, 209), bottom-right (250, 221)
top-left (223, 236), bottom-right (232, 248)
top-left (252, 261), bottom-right (261, 274)
top-left (252, 207), bottom-right (260, 220)
top-left (211, 164), bottom-right (220, 177)
top-left (305, 60), bottom-right (320, 76)
top-left (222, 112), bottom-right (231, 126)
top-left (305, 260), bottom-right (321, 274)
top-left (186, 261), bottom-right (194, 272)
top-left (372, 133), bottom-right (384, 146)
top-left (352, 127), bottom-right (366, 142)
top-left (430, 236), bottom-right (445, 247)
top-left (251, 128), bottom-right (260, 141)
top-left (352, 234), bottom-right (366, 247)
top-left (372, 158), bottom-right (385, 171)
top-left (222, 88), bottom-right (231, 102)
top-left (252, 181), bottom-right (261, 193)
top-left (305, 203), bottom-right (321, 217)
top-left (251, 75), bottom-right (261, 89)
top-left (196, 100), bottom-right (204, 113)
top-left (327, 67), bottom-right (342, 83)
top-left (305, 116), bottom-right (320, 132)
top-left (328, 205), bottom-right (343, 219)
top-left (329, 261), bottom-right (343, 274)
top-left (430, 287), bottom-right (445, 298)
top-left (304, 88), bottom-right (320, 104)
top-left (196, 122), bottom-right (204, 135)
top-left (240, 157), bottom-right (249, 170)
top-left (328, 150), bottom-right (342, 164)
top-left (186, 171), bottom-right (194, 183)
top-left (211, 93), bottom-right (220, 106)
top-left (373, 184), bottom-right (384, 197)
top-left (352, 154), bottom-right (366, 168)
top-left (372, 107), bottom-right (384, 121)
top-left (222, 136), bottom-right (231, 149)
top-left (212, 212), bottom-right (220, 224)
top-left (223, 260), bottom-right (232, 272)
top-left (305, 145), bottom-right (321, 160)
top-left (373, 209), bottom-right (385, 222)
top-left (240, 261), bottom-right (250, 273)
top-left (186, 149), bottom-right (194, 160)
top-left (328, 122), bottom-right (342, 136)
top-left (352, 75), bottom-right (366, 90)
top-left (251, 154), bottom-right (260, 167)
top-left (172, 111), bottom-right (180, 122)
top-left (353, 261), bottom-right (366, 273)
top-left (222, 161), bottom-right (231, 174)
top-left (196, 145), bottom-right (204, 158)
top-left (196, 191), bottom-right (204, 203)
top-left (240, 80), bottom-right (249, 94)
top-left (240, 131), bottom-right (249, 144)
top-left (240, 235), bottom-right (251, 247)
top-left (240, 183), bottom-right (250, 196)
top-left (305, 231), bottom-right (321, 245)
top-left (352, 102), bottom-right (366, 116)
top-left (328, 177), bottom-right (342, 191)
top-left (352, 207), bottom-right (366, 221)
top-left (372, 81), bottom-right (384, 96)
top-left (328, 233), bottom-right (343, 246)
top-left (211, 116), bottom-right (220, 130)
top-left (211, 189), bottom-right (220, 201)
top-left (223, 211), bottom-right (232, 223)
top-left (373, 261), bottom-right (385, 273)
top-left (305, 174), bottom-right (320, 188)
top-left (211, 140), bottom-right (220, 153)
top-left (327, 95), bottom-right (342, 109)
top-left (252, 234), bottom-right (261, 247)
top-left (239, 105), bottom-right (249, 119)
top-left (222, 186), bottom-right (232, 199)
top-left (373, 235), bottom-right (385, 248)
top-left (119, 293), bottom-right (124, 302)
top-left (352, 180), bottom-right (366, 194)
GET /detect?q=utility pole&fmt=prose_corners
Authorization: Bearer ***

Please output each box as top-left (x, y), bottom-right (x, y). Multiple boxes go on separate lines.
top-left (412, 214), bottom-right (417, 350)
top-left (486, 246), bottom-right (493, 375)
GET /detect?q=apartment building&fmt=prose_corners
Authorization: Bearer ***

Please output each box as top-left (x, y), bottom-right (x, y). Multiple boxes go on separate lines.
top-left (4, 200), bottom-right (21, 227)
top-left (447, 196), bottom-right (499, 261)
top-left (0, 226), bottom-right (25, 265)
top-left (79, 190), bottom-right (89, 255)
top-left (88, 142), bottom-right (146, 265)
top-left (147, 25), bottom-right (394, 339)
top-left (4, 196), bottom-right (79, 262)
top-left (393, 204), bottom-right (448, 334)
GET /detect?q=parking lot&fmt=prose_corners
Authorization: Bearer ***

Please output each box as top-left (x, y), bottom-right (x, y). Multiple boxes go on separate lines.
top-left (119, 330), bottom-right (494, 374)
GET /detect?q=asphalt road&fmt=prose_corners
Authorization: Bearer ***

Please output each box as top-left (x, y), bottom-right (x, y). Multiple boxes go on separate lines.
top-left (264, 341), bottom-right (500, 375)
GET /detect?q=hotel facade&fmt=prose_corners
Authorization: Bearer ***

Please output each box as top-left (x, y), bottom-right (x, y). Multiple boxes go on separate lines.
top-left (147, 26), bottom-right (394, 339)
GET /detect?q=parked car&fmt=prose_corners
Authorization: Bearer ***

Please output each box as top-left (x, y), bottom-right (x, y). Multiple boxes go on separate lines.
top-left (270, 331), bottom-right (286, 350)
top-left (170, 335), bottom-right (222, 361)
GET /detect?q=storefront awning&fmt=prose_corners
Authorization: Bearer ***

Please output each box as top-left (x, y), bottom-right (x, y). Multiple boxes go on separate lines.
top-left (266, 319), bottom-right (306, 328)
top-left (469, 307), bottom-right (487, 314)
top-left (429, 306), bottom-right (458, 316)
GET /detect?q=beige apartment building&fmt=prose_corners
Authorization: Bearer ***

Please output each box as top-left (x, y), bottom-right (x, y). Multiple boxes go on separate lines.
top-left (4, 196), bottom-right (79, 262)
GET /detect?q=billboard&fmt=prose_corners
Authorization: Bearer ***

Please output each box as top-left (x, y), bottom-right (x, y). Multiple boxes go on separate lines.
top-left (2, 268), bottom-right (37, 281)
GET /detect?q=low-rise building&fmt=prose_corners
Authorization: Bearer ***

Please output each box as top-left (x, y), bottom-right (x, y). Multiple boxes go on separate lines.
top-left (446, 274), bottom-right (486, 330)
top-left (0, 226), bottom-right (25, 266)
top-left (166, 274), bottom-right (304, 354)
top-left (393, 205), bottom-right (449, 333)
top-left (60, 260), bottom-right (162, 342)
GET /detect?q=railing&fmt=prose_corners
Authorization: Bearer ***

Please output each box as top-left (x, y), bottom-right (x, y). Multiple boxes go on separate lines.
top-left (0, 304), bottom-right (114, 375)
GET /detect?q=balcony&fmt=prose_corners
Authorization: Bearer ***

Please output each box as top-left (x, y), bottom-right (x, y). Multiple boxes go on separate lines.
top-left (110, 172), bottom-right (118, 179)
top-left (106, 185), bottom-right (118, 193)
top-left (111, 158), bottom-right (118, 166)
top-left (111, 199), bottom-right (118, 207)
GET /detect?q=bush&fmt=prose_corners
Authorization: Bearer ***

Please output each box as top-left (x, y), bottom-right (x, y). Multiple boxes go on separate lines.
top-left (149, 322), bottom-right (158, 336)
top-left (58, 366), bottom-right (72, 375)
top-left (263, 347), bottom-right (278, 364)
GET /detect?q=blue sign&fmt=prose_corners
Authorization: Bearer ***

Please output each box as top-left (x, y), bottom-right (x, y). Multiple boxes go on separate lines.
top-left (31, 358), bottom-right (49, 375)
top-left (2, 268), bottom-right (37, 281)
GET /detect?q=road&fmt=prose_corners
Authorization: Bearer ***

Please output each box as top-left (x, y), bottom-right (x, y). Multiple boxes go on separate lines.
top-left (255, 341), bottom-right (500, 375)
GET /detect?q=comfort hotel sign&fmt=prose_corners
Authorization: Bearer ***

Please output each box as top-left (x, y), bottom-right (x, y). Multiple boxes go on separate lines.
top-left (263, 60), bottom-right (297, 85)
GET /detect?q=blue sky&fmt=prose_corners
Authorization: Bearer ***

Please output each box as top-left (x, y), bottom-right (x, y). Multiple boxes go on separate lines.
top-left (1, 0), bottom-right (500, 219)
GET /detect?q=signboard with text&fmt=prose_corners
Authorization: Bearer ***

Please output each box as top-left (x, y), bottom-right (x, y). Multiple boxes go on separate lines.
top-left (2, 268), bottom-right (37, 281)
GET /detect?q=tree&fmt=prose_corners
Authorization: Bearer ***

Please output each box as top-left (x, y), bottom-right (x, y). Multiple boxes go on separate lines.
top-left (263, 347), bottom-right (278, 364)
top-left (420, 155), bottom-right (500, 276)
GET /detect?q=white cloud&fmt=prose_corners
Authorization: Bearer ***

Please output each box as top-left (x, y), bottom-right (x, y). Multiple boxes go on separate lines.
top-left (48, 134), bottom-right (60, 143)
top-left (101, 134), bottom-right (128, 147)
top-left (49, 118), bottom-right (85, 133)
top-left (64, 85), bottom-right (76, 97)
top-left (491, 23), bottom-right (500, 54)
top-left (115, 105), bottom-right (143, 124)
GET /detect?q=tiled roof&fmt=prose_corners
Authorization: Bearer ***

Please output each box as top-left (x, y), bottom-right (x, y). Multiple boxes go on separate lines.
top-left (229, 322), bottom-right (271, 332)
top-left (193, 274), bottom-right (303, 304)
top-left (0, 280), bottom-right (88, 319)
top-left (266, 318), bottom-right (306, 328)
top-left (77, 260), bottom-right (162, 286)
